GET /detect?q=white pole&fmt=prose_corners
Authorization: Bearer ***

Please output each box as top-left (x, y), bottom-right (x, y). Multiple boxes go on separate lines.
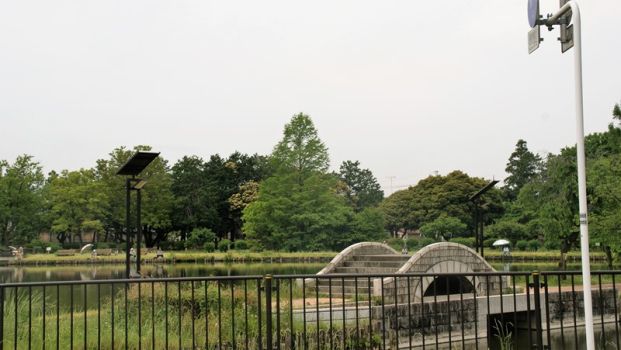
top-left (568, 2), bottom-right (595, 349)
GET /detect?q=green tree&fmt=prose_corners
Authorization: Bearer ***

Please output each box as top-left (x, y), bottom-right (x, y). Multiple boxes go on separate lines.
top-left (378, 189), bottom-right (414, 236)
top-left (338, 160), bottom-right (384, 211)
top-left (244, 113), bottom-right (382, 251)
top-left (95, 146), bottom-right (173, 247)
top-left (503, 139), bottom-right (542, 200)
top-left (271, 113), bottom-right (329, 179)
top-left (485, 220), bottom-right (529, 245)
top-left (419, 215), bottom-right (467, 240)
top-left (46, 169), bottom-right (107, 244)
top-left (0, 155), bottom-right (45, 245)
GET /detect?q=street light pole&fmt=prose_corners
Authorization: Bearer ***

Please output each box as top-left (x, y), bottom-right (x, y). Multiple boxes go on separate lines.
top-left (530, 2), bottom-right (594, 348)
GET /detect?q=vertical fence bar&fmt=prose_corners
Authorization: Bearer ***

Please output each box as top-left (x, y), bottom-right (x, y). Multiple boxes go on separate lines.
top-left (178, 281), bottom-right (182, 350)
top-left (525, 274), bottom-right (532, 348)
top-left (245, 280), bottom-right (249, 350)
top-left (203, 281), bottom-right (207, 350)
top-left (329, 278), bottom-right (333, 350)
top-left (544, 274), bottom-right (551, 349)
top-left (433, 275), bottom-right (438, 350)
top-left (150, 282), bottom-right (154, 350)
top-left (288, 279), bottom-right (293, 350)
top-left (381, 277), bottom-right (386, 350)
top-left (14, 287), bottom-right (17, 350)
top-left (70, 284), bottom-right (74, 350)
top-left (342, 276), bottom-right (346, 350)
top-left (97, 284), bottom-right (101, 350)
top-left (138, 282), bottom-right (142, 350)
top-left (111, 284), bottom-right (115, 350)
top-left (43, 286), bottom-right (46, 350)
top-left (368, 277), bottom-right (372, 350)
top-left (28, 286), bottom-right (32, 350)
top-left (217, 281), bottom-right (221, 350)
top-left (571, 273), bottom-right (578, 350)
top-left (231, 281), bottom-right (235, 350)
top-left (446, 276), bottom-right (451, 349)
top-left (0, 286), bottom-right (4, 349)
top-left (124, 282), bottom-right (128, 350)
top-left (407, 276), bottom-right (412, 350)
top-left (301, 278), bottom-right (305, 350)
top-left (164, 281), bottom-right (169, 350)
top-left (315, 277), bottom-right (319, 350)
top-left (192, 281), bottom-right (196, 350)
top-left (472, 275), bottom-right (477, 350)
top-left (83, 284), bottom-right (87, 350)
top-left (512, 275), bottom-right (517, 344)
top-left (555, 274), bottom-right (563, 349)
top-left (612, 273), bottom-right (620, 349)
top-left (533, 272), bottom-right (544, 350)
top-left (258, 277), bottom-right (263, 350)
top-left (265, 275), bottom-right (273, 350)
top-left (394, 276), bottom-right (399, 349)
top-left (275, 279), bottom-right (280, 350)
top-left (420, 276), bottom-right (425, 350)
top-left (355, 276), bottom-right (360, 348)
top-left (598, 274), bottom-right (605, 343)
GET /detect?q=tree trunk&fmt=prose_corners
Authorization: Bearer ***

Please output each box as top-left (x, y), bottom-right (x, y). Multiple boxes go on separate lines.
top-left (605, 245), bottom-right (613, 270)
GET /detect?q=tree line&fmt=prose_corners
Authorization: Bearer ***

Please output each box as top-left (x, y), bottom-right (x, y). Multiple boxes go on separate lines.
top-left (0, 113), bottom-right (384, 251)
top-left (2, 102), bottom-right (621, 258)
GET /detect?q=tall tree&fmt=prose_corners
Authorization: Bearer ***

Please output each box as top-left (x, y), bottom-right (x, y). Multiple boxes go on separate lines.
top-left (503, 139), bottom-right (542, 200)
top-left (95, 146), bottom-right (173, 247)
top-left (46, 169), bottom-right (107, 243)
top-left (244, 113), bottom-right (384, 250)
top-left (272, 113), bottom-right (329, 179)
top-left (0, 155), bottom-right (45, 245)
top-left (338, 160), bottom-right (384, 211)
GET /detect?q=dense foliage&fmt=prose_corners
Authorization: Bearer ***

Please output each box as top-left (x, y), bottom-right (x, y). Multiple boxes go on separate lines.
top-left (4, 101), bottom-right (621, 260)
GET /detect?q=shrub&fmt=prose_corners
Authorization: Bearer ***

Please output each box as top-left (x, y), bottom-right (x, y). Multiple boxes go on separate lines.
top-left (450, 237), bottom-right (475, 248)
top-left (218, 239), bottom-right (231, 252)
top-left (186, 228), bottom-right (216, 250)
top-left (203, 242), bottom-right (215, 252)
top-left (233, 240), bottom-right (249, 250)
top-left (527, 239), bottom-right (541, 251)
top-left (516, 240), bottom-right (528, 251)
top-left (418, 237), bottom-right (436, 248)
top-left (543, 239), bottom-right (560, 250)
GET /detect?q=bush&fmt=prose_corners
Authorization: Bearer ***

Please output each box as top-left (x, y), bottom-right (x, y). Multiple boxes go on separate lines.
top-left (516, 240), bottom-right (528, 251)
top-left (418, 237), bottom-right (436, 248)
top-left (527, 239), bottom-right (541, 251)
top-left (203, 242), bottom-right (215, 252)
top-left (61, 242), bottom-right (82, 250)
top-left (186, 228), bottom-right (216, 250)
top-left (218, 239), bottom-right (231, 252)
top-left (233, 240), bottom-right (249, 250)
top-left (543, 239), bottom-right (560, 250)
top-left (450, 237), bottom-right (475, 248)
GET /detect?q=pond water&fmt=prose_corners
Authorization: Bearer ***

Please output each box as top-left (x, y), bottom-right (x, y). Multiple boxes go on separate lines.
top-left (0, 261), bottom-right (616, 284)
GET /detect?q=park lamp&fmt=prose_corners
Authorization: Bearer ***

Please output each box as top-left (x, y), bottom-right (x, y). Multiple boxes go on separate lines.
top-left (468, 179), bottom-right (498, 259)
top-left (116, 151), bottom-right (159, 279)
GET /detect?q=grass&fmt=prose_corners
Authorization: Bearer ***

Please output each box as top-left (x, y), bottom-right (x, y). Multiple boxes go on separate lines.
top-left (2, 279), bottom-right (373, 350)
top-left (13, 250), bottom-right (337, 265)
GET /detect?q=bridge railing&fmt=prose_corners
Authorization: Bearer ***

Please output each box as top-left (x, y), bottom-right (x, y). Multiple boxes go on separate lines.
top-left (1, 271), bottom-right (620, 349)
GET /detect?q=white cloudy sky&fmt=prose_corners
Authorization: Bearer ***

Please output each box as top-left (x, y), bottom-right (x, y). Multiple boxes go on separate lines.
top-left (1, 0), bottom-right (620, 194)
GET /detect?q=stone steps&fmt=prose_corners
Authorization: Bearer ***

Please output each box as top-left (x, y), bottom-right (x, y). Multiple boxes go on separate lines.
top-left (351, 254), bottom-right (410, 262)
top-left (333, 266), bottom-right (399, 274)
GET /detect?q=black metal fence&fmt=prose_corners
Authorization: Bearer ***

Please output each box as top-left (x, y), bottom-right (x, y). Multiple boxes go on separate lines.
top-left (0, 271), bottom-right (620, 349)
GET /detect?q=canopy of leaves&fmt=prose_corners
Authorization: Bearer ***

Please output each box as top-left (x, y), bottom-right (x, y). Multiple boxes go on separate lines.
top-left (419, 215), bottom-right (467, 240)
top-left (503, 139), bottom-right (542, 200)
top-left (0, 155), bottom-right (45, 245)
top-left (338, 160), bottom-right (384, 211)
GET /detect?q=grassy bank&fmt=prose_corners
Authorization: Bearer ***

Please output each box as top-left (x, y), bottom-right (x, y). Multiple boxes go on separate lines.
top-left (484, 250), bottom-right (607, 262)
top-left (9, 250), bottom-right (337, 266)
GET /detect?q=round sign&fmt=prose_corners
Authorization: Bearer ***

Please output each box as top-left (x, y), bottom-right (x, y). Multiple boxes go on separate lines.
top-left (528, 0), bottom-right (539, 28)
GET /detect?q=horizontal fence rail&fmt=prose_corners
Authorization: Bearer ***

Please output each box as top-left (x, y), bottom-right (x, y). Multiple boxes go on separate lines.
top-left (1, 271), bottom-right (620, 349)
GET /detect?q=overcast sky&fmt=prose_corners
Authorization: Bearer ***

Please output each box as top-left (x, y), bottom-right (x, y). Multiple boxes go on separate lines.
top-left (1, 0), bottom-right (620, 194)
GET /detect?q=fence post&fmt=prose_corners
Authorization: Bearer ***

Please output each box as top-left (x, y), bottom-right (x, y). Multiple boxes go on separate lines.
top-left (532, 272), bottom-right (544, 349)
top-left (265, 275), bottom-right (273, 350)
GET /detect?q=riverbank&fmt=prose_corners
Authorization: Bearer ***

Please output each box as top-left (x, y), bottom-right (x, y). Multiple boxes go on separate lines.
top-left (6, 249), bottom-right (608, 266)
top-left (7, 250), bottom-right (337, 266)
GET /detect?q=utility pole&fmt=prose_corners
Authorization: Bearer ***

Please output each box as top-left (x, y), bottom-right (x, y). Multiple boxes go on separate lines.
top-left (527, 1), bottom-right (594, 348)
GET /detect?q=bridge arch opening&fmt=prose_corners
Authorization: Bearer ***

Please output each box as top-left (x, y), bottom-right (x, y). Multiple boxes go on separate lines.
top-left (423, 275), bottom-right (474, 297)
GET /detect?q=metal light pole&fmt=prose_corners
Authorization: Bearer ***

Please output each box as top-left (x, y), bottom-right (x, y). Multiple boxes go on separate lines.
top-left (528, 1), bottom-right (594, 348)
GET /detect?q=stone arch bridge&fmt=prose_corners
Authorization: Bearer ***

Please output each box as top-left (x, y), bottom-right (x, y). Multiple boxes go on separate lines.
top-left (310, 241), bottom-right (501, 301)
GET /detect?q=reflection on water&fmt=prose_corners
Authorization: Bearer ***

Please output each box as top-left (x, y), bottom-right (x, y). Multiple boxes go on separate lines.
top-left (0, 262), bottom-right (325, 284)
